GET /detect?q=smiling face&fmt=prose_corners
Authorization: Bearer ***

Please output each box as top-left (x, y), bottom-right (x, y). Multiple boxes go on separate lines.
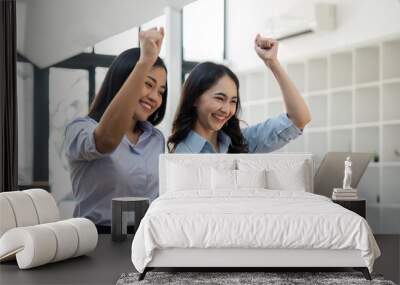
top-left (194, 75), bottom-right (238, 133)
top-left (133, 66), bottom-right (167, 122)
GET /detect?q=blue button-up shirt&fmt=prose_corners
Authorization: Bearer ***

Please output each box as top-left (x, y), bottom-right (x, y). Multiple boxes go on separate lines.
top-left (64, 116), bottom-right (164, 225)
top-left (174, 113), bottom-right (302, 153)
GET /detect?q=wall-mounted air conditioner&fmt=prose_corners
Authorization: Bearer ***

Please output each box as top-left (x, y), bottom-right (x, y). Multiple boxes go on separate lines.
top-left (265, 3), bottom-right (336, 41)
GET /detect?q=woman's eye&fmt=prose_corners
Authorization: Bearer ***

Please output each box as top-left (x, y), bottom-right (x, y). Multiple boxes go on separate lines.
top-left (215, 97), bottom-right (224, 101)
top-left (145, 82), bottom-right (153, 88)
top-left (231, 100), bottom-right (237, 104)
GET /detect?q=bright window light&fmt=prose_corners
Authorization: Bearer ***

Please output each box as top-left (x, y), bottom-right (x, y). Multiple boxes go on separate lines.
top-left (183, 0), bottom-right (224, 62)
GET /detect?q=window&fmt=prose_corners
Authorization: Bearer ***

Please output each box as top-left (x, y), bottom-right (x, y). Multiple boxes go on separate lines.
top-left (183, 0), bottom-right (224, 62)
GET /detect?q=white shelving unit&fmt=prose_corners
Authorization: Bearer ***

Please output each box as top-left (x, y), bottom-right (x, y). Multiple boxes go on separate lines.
top-left (308, 57), bottom-right (328, 92)
top-left (307, 95), bottom-right (327, 128)
top-left (331, 52), bottom-right (352, 88)
top-left (355, 86), bottom-right (380, 123)
top-left (382, 125), bottom-right (400, 162)
top-left (236, 34), bottom-right (400, 233)
top-left (330, 90), bottom-right (352, 126)
top-left (330, 129), bottom-right (352, 152)
top-left (382, 82), bottom-right (400, 121)
top-left (287, 62), bottom-right (305, 92)
top-left (382, 39), bottom-right (400, 79)
top-left (355, 46), bottom-right (380, 84)
top-left (354, 126), bottom-right (379, 154)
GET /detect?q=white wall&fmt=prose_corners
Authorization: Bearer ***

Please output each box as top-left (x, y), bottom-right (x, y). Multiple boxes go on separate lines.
top-left (227, 0), bottom-right (400, 70)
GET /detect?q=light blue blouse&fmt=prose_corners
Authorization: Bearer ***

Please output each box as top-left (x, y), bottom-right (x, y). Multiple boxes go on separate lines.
top-left (64, 116), bottom-right (164, 225)
top-left (174, 113), bottom-right (302, 153)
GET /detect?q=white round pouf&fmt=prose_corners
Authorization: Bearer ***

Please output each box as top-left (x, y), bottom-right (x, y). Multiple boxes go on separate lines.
top-left (1, 191), bottom-right (39, 227)
top-left (0, 218), bottom-right (98, 269)
top-left (0, 196), bottom-right (17, 237)
top-left (24, 189), bottom-right (60, 224)
top-left (0, 226), bottom-right (57, 269)
top-left (65, 218), bottom-right (98, 257)
top-left (42, 221), bottom-right (79, 262)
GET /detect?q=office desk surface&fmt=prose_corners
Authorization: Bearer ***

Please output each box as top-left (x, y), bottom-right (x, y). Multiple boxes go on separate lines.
top-left (0, 234), bottom-right (134, 285)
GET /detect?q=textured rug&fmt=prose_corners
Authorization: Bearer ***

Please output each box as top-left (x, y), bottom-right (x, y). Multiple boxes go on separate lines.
top-left (116, 271), bottom-right (396, 285)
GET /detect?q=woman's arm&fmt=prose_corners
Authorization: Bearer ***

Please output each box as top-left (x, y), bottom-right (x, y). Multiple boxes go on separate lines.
top-left (94, 28), bottom-right (164, 153)
top-left (254, 34), bottom-right (311, 129)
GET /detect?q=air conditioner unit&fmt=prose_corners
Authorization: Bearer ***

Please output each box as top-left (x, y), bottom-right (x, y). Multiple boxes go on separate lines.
top-left (265, 3), bottom-right (336, 41)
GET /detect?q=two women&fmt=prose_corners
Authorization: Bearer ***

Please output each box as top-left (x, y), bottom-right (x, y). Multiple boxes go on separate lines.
top-left (65, 29), bottom-right (311, 227)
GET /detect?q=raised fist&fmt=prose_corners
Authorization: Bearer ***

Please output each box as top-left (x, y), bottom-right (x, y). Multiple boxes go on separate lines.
top-left (139, 27), bottom-right (164, 66)
top-left (254, 34), bottom-right (278, 66)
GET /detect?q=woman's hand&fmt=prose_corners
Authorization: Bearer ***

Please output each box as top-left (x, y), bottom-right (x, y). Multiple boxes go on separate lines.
top-left (138, 27), bottom-right (164, 66)
top-left (254, 34), bottom-right (279, 68)
top-left (254, 34), bottom-right (311, 129)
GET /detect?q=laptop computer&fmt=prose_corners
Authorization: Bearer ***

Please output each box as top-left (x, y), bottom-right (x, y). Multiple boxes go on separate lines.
top-left (313, 152), bottom-right (373, 197)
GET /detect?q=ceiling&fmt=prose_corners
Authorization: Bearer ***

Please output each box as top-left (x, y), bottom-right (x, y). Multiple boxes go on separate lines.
top-left (16, 0), bottom-right (195, 68)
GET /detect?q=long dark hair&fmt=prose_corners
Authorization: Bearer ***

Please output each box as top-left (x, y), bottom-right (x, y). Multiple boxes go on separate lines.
top-left (167, 62), bottom-right (248, 153)
top-left (88, 48), bottom-right (167, 126)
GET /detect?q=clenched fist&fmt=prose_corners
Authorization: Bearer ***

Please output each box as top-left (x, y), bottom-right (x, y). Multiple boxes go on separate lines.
top-left (254, 34), bottom-right (279, 67)
top-left (138, 27), bottom-right (164, 66)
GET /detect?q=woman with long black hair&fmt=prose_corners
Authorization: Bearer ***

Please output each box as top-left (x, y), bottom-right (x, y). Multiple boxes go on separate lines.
top-left (65, 28), bottom-right (167, 230)
top-left (168, 34), bottom-right (311, 153)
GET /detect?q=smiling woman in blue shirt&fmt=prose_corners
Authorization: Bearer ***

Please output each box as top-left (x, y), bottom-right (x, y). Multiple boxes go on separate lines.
top-left (168, 34), bottom-right (311, 154)
top-left (64, 28), bottom-right (167, 230)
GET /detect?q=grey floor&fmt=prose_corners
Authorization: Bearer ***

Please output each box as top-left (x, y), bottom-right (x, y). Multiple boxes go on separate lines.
top-left (0, 235), bottom-right (135, 285)
top-left (373, 234), bottom-right (400, 284)
top-left (0, 234), bottom-right (399, 285)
